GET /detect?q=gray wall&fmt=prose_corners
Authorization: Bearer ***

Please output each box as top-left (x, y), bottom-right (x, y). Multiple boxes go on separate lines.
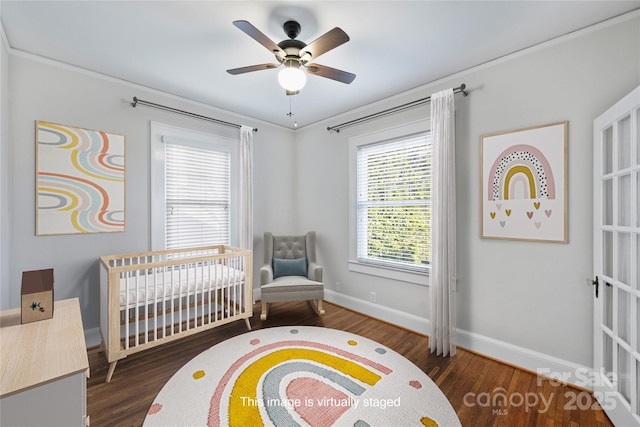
top-left (294, 16), bottom-right (640, 367)
top-left (1, 19), bottom-right (9, 310)
top-left (5, 53), bottom-right (296, 330)
top-left (2, 13), bottom-right (638, 371)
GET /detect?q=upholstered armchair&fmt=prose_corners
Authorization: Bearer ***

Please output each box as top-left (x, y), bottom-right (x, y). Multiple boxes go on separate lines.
top-left (259, 231), bottom-right (325, 320)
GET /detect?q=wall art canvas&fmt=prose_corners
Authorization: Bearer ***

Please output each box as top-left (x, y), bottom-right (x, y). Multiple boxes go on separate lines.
top-left (481, 121), bottom-right (567, 242)
top-left (36, 121), bottom-right (125, 235)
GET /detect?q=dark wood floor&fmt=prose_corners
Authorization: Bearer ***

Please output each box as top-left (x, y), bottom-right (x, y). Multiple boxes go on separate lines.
top-left (87, 301), bottom-right (613, 427)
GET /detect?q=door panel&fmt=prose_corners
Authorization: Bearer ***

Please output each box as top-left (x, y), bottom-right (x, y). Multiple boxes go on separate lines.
top-left (593, 85), bottom-right (640, 426)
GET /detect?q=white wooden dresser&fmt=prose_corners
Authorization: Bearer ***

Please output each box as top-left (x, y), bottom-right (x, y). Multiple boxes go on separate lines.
top-left (0, 298), bottom-right (90, 426)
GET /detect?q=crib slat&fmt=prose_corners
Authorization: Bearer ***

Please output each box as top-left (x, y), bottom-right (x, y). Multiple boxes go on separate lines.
top-left (201, 260), bottom-right (207, 326)
top-left (178, 264), bottom-right (183, 334)
top-left (124, 267), bottom-right (130, 350)
top-left (134, 266), bottom-right (139, 348)
top-left (214, 262), bottom-right (220, 322)
top-left (232, 256), bottom-right (237, 317)
top-left (163, 255), bottom-right (168, 340)
top-left (222, 260), bottom-right (227, 321)
top-left (153, 262), bottom-right (158, 342)
top-left (240, 256), bottom-right (244, 316)
top-left (185, 263), bottom-right (189, 333)
top-left (143, 258), bottom-right (149, 345)
top-left (170, 264), bottom-right (175, 337)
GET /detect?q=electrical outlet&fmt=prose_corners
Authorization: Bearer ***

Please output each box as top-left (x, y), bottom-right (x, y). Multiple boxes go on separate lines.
top-left (335, 281), bottom-right (342, 291)
top-left (370, 291), bottom-right (376, 303)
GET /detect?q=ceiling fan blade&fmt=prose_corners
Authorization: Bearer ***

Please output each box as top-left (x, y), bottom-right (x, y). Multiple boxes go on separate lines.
top-left (227, 63), bottom-right (279, 75)
top-left (306, 63), bottom-right (356, 84)
top-left (299, 27), bottom-right (350, 60)
top-left (233, 20), bottom-right (285, 58)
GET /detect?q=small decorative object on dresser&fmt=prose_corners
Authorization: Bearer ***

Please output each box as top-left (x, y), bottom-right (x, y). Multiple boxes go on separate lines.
top-left (21, 268), bottom-right (54, 324)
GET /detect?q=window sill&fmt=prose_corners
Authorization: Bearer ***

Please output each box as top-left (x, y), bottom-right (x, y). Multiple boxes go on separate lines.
top-left (348, 260), bottom-right (429, 286)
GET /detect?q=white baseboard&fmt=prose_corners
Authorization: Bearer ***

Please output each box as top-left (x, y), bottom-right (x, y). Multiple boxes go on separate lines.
top-left (324, 289), bottom-right (594, 390)
top-left (324, 289), bottom-right (430, 334)
top-left (455, 329), bottom-right (594, 390)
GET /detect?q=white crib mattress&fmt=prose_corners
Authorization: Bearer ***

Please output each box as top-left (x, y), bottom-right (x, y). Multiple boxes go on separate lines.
top-left (119, 264), bottom-right (244, 309)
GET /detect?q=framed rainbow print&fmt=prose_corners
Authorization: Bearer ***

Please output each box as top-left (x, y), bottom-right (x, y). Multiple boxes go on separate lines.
top-left (36, 121), bottom-right (125, 235)
top-left (480, 121), bottom-right (567, 242)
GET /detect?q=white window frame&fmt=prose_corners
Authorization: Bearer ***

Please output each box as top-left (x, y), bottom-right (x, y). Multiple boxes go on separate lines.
top-left (150, 122), bottom-right (239, 251)
top-left (348, 119), bottom-right (430, 286)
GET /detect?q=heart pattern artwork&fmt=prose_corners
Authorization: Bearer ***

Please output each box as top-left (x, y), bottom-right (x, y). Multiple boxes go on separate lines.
top-left (482, 122), bottom-right (566, 242)
top-left (486, 200), bottom-right (557, 236)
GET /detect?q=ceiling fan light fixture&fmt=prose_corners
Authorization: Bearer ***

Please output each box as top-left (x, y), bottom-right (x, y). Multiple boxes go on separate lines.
top-left (278, 64), bottom-right (306, 92)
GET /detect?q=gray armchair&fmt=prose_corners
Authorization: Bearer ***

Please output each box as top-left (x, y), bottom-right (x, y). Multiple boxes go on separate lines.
top-left (259, 231), bottom-right (325, 320)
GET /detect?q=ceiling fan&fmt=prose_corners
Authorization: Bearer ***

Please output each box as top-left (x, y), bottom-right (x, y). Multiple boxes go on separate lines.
top-left (226, 20), bottom-right (356, 95)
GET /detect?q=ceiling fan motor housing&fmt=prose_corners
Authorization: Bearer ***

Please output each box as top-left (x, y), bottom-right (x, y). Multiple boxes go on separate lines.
top-left (277, 40), bottom-right (308, 65)
top-left (278, 38), bottom-right (306, 52)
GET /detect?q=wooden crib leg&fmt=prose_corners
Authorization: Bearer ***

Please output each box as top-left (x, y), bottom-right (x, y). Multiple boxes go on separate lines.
top-left (105, 361), bottom-right (118, 383)
top-left (244, 318), bottom-right (251, 331)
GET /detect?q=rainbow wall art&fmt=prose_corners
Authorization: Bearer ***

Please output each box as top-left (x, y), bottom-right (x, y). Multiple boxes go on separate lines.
top-left (481, 122), bottom-right (567, 242)
top-left (36, 121), bottom-right (125, 235)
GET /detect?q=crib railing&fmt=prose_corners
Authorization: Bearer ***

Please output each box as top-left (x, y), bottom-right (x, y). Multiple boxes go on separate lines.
top-left (99, 245), bottom-right (252, 382)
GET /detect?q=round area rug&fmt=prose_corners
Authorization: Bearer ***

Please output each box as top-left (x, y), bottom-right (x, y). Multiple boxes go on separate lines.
top-left (143, 326), bottom-right (461, 427)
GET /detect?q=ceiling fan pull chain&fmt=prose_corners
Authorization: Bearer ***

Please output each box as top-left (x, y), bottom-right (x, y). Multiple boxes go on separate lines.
top-left (293, 95), bottom-right (298, 128)
top-left (286, 95), bottom-right (298, 128)
top-left (287, 95), bottom-right (294, 118)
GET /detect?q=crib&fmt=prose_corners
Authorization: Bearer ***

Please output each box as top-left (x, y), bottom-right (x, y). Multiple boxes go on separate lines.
top-left (99, 245), bottom-right (252, 382)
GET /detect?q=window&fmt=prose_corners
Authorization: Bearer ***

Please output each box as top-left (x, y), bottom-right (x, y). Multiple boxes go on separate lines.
top-left (151, 123), bottom-right (238, 251)
top-left (349, 120), bottom-right (430, 284)
top-left (164, 142), bottom-right (230, 249)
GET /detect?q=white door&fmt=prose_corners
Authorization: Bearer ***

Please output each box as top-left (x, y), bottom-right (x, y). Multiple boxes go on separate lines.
top-left (593, 85), bottom-right (640, 426)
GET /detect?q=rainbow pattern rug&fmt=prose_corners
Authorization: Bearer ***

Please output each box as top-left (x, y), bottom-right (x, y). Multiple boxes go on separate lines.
top-left (143, 326), bottom-right (461, 427)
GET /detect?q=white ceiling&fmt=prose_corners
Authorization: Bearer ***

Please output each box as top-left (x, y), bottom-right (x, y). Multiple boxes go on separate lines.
top-left (1, 1), bottom-right (639, 129)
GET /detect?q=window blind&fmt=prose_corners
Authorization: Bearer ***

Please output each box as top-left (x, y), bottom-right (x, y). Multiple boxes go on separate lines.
top-left (165, 142), bottom-right (230, 249)
top-left (356, 133), bottom-right (431, 270)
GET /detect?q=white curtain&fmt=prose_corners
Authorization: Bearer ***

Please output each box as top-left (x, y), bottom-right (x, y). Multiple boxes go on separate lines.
top-left (429, 89), bottom-right (457, 357)
top-left (239, 126), bottom-right (253, 251)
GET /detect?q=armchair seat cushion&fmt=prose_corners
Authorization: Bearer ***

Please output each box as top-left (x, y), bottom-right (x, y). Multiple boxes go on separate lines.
top-left (261, 276), bottom-right (324, 303)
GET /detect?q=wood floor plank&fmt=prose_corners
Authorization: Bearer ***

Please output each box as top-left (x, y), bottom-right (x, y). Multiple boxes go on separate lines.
top-left (87, 301), bottom-right (614, 426)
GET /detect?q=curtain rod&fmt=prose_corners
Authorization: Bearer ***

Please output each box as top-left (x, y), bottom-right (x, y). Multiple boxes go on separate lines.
top-left (326, 84), bottom-right (468, 133)
top-left (131, 97), bottom-right (258, 132)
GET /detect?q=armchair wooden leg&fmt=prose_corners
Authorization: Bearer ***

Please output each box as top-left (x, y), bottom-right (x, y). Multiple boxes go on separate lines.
top-left (309, 299), bottom-right (325, 316)
top-left (260, 301), bottom-right (269, 321)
